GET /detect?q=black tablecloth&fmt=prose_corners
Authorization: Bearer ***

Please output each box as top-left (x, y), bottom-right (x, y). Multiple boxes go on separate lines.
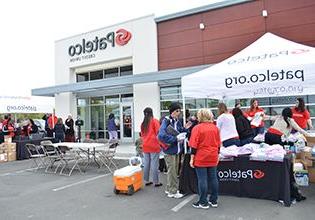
top-left (14, 137), bottom-right (55, 160)
top-left (179, 154), bottom-right (292, 207)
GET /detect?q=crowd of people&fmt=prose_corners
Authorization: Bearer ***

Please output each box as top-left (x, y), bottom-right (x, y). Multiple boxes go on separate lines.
top-left (138, 97), bottom-right (312, 209)
top-left (0, 113), bottom-right (75, 144)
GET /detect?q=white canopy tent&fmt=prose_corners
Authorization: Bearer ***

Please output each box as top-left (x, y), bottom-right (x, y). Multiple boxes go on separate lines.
top-left (0, 96), bottom-right (54, 114)
top-left (182, 33), bottom-right (315, 100)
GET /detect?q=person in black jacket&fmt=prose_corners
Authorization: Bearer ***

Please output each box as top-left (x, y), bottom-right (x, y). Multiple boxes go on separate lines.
top-left (232, 108), bottom-right (254, 146)
top-left (65, 114), bottom-right (75, 142)
top-left (54, 118), bottom-right (65, 143)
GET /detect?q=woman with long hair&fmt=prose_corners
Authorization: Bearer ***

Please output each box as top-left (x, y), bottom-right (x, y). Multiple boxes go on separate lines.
top-left (265, 107), bottom-right (309, 146)
top-left (141, 107), bottom-right (162, 187)
top-left (292, 98), bottom-right (313, 130)
top-left (216, 103), bottom-right (240, 147)
top-left (246, 99), bottom-right (265, 136)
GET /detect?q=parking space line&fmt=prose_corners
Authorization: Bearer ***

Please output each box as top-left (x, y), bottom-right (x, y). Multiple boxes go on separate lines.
top-left (171, 194), bottom-right (196, 212)
top-left (0, 168), bottom-right (37, 176)
top-left (52, 173), bottom-right (111, 192)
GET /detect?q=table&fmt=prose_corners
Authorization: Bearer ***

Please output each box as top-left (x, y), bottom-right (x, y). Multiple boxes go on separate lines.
top-left (179, 154), bottom-right (292, 207)
top-left (52, 142), bottom-right (107, 167)
top-left (14, 137), bottom-right (55, 160)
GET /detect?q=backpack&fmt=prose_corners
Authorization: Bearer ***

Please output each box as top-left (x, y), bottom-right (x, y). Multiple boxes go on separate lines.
top-left (157, 117), bottom-right (171, 150)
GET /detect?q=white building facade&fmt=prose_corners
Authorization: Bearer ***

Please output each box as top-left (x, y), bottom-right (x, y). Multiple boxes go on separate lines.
top-left (53, 15), bottom-right (159, 142)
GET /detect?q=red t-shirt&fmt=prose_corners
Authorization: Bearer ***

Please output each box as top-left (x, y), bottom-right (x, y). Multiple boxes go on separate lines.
top-left (189, 122), bottom-right (221, 167)
top-left (246, 107), bottom-right (264, 128)
top-left (141, 118), bottom-right (161, 153)
top-left (48, 115), bottom-right (58, 129)
top-left (291, 108), bottom-right (310, 129)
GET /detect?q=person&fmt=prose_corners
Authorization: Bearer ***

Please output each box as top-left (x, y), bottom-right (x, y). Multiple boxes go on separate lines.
top-left (265, 107), bottom-right (309, 146)
top-left (246, 99), bottom-right (265, 136)
top-left (2, 114), bottom-right (15, 137)
top-left (291, 98), bottom-right (313, 130)
top-left (158, 102), bottom-right (191, 199)
top-left (189, 108), bottom-right (221, 209)
top-left (54, 118), bottom-right (65, 143)
top-left (28, 119), bottom-right (38, 135)
top-left (48, 113), bottom-right (58, 137)
top-left (140, 107), bottom-right (162, 187)
top-left (107, 113), bottom-right (118, 140)
top-left (65, 114), bottom-right (75, 142)
top-left (216, 103), bottom-right (240, 147)
top-left (232, 108), bottom-right (254, 146)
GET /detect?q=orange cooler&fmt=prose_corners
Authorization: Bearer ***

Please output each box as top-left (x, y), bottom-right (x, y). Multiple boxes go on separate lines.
top-left (113, 166), bottom-right (143, 195)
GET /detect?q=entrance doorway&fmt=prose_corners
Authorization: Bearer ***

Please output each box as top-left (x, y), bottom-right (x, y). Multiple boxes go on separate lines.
top-left (120, 102), bottom-right (133, 142)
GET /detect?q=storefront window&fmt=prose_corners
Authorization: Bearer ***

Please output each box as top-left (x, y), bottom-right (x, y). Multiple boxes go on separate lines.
top-left (120, 65), bottom-right (133, 76)
top-left (77, 106), bottom-right (90, 132)
top-left (76, 73), bottom-right (89, 82)
top-left (77, 98), bottom-right (88, 106)
top-left (90, 70), bottom-right (103, 81)
top-left (91, 96), bottom-right (104, 105)
top-left (90, 105), bottom-right (105, 139)
top-left (121, 94), bottom-right (133, 102)
top-left (105, 68), bottom-right (119, 78)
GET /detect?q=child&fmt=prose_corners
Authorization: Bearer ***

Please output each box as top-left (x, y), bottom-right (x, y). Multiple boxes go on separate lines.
top-left (135, 132), bottom-right (143, 167)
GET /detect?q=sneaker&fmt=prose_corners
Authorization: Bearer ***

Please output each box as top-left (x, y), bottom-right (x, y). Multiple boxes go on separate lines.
top-left (208, 201), bottom-right (218, 208)
top-left (192, 202), bottom-right (209, 209)
top-left (167, 192), bottom-right (184, 199)
top-left (165, 190), bottom-right (169, 194)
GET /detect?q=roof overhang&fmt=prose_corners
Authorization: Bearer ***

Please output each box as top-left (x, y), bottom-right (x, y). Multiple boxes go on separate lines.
top-left (32, 65), bottom-right (210, 97)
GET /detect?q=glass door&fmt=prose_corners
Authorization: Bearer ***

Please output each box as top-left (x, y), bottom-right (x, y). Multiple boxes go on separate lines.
top-left (120, 102), bottom-right (133, 142)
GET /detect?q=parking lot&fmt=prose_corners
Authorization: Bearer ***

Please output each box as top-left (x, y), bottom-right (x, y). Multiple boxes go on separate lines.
top-left (1, 159), bottom-right (315, 220)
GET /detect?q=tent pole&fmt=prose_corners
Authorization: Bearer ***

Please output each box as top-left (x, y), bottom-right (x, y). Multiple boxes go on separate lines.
top-left (182, 95), bottom-right (186, 126)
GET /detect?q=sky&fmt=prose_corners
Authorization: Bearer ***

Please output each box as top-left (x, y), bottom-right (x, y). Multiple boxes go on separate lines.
top-left (0, 0), bottom-right (224, 97)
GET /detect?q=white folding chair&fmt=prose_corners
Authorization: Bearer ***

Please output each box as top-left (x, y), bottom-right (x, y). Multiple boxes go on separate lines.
top-left (58, 145), bottom-right (84, 176)
top-left (97, 140), bottom-right (119, 173)
top-left (25, 143), bottom-right (46, 171)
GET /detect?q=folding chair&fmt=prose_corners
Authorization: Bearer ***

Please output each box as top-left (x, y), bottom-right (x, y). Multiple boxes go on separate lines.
top-left (58, 145), bottom-right (84, 176)
top-left (41, 144), bottom-right (62, 174)
top-left (25, 143), bottom-right (46, 171)
top-left (98, 140), bottom-right (119, 173)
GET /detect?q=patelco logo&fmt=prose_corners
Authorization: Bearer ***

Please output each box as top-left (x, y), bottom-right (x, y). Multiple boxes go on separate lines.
top-left (218, 169), bottom-right (265, 181)
top-left (115, 29), bottom-right (132, 46)
top-left (253, 170), bottom-right (265, 179)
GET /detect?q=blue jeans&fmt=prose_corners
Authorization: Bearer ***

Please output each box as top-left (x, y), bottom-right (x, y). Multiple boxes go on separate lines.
top-left (195, 167), bottom-right (218, 205)
top-left (253, 127), bottom-right (264, 136)
top-left (240, 135), bottom-right (254, 146)
top-left (222, 138), bottom-right (240, 147)
top-left (143, 152), bottom-right (160, 184)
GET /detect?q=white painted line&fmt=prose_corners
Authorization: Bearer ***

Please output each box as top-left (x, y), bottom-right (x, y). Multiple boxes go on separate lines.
top-left (52, 173), bottom-right (111, 192)
top-left (171, 194), bottom-right (196, 212)
top-left (0, 168), bottom-right (37, 176)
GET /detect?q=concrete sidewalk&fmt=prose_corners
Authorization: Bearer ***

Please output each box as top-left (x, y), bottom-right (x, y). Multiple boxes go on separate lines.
top-left (115, 143), bottom-right (137, 159)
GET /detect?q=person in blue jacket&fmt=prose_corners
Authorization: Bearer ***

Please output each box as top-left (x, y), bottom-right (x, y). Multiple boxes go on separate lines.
top-left (158, 102), bottom-right (191, 199)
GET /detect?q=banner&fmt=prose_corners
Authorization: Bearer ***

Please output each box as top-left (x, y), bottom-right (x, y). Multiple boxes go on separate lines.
top-left (182, 33), bottom-right (315, 99)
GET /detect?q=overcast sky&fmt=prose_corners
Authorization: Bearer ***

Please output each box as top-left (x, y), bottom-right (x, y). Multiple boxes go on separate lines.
top-left (0, 0), bottom-right (223, 96)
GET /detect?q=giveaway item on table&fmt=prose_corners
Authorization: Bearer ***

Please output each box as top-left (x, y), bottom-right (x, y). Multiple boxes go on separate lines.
top-left (294, 170), bottom-right (309, 186)
top-left (253, 133), bottom-right (265, 143)
top-left (250, 112), bottom-right (263, 127)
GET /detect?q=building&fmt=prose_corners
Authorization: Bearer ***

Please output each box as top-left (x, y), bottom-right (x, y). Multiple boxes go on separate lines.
top-left (33, 0), bottom-right (315, 142)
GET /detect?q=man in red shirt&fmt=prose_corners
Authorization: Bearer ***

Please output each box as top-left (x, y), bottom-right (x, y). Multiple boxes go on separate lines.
top-left (189, 108), bottom-right (221, 209)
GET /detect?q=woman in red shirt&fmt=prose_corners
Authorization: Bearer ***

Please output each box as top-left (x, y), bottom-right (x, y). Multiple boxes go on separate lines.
top-left (141, 107), bottom-right (162, 187)
top-left (189, 108), bottom-right (221, 209)
top-left (292, 98), bottom-right (313, 130)
top-left (246, 99), bottom-right (265, 136)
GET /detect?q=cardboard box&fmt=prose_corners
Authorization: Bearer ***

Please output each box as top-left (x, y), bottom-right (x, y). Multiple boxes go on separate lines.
top-left (305, 136), bottom-right (315, 146)
top-left (4, 135), bottom-right (12, 143)
top-left (0, 153), bottom-right (7, 163)
top-left (7, 151), bottom-right (16, 162)
top-left (308, 168), bottom-right (315, 183)
top-left (4, 143), bottom-right (16, 152)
